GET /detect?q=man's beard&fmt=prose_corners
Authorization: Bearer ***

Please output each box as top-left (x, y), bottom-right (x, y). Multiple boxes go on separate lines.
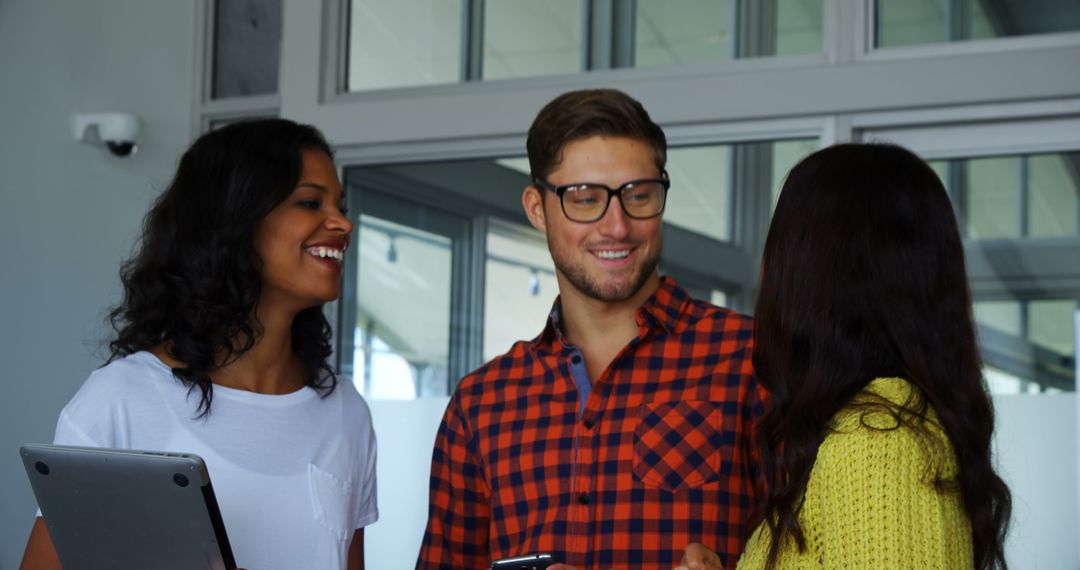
top-left (549, 239), bottom-right (661, 303)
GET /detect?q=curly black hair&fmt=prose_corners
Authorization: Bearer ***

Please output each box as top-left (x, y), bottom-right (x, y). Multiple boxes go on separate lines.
top-left (107, 118), bottom-right (339, 416)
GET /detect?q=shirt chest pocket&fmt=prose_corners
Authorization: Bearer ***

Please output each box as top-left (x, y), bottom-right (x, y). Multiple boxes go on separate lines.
top-left (633, 400), bottom-right (727, 492)
top-left (308, 463), bottom-right (355, 541)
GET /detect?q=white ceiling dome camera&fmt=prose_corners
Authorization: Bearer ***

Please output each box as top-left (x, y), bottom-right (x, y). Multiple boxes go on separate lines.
top-left (74, 112), bottom-right (143, 157)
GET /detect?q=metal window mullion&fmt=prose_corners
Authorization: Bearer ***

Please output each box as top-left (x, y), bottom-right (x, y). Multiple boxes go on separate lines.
top-left (949, 159), bottom-right (970, 238)
top-left (191, 0), bottom-right (225, 136)
top-left (825, 114), bottom-right (854, 145)
top-left (824, 0), bottom-right (861, 62)
top-left (611, 0), bottom-right (635, 68)
top-left (447, 217), bottom-right (487, 391)
top-left (1075, 156), bottom-right (1080, 232)
top-left (468, 216), bottom-right (488, 370)
top-left (462, 0), bottom-right (485, 81)
top-left (200, 0), bottom-right (217, 105)
top-left (1018, 299), bottom-right (1033, 392)
top-left (585, 0), bottom-right (605, 70)
top-left (207, 0), bottom-right (222, 102)
top-left (587, 0), bottom-right (634, 70)
top-left (728, 0), bottom-right (740, 59)
top-left (1019, 155), bottom-right (1030, 237)
top-left (947, 0), bottom-right (971, 42)
top-left (734, 0), bottom-right (777, 58)
top-left (337, 197), bottom-right (362, 378)
top-left (1016, 215), bottom-right (1030, 391)
top-left (327, 0), bottom-right (352, 96)
top-left (730, 142), bottom-right (775, 313)
top-left (865, 0), bottom-right (881, 51)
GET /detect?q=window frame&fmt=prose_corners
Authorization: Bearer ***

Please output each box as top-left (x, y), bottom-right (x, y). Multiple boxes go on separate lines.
top-left (339, 172), bottom-right (488, 394)
top-left (194, 0), bottom-right (1080, 392)
top-left (192, 0), bottom-right (282, 134)
top-left (863, 0), bottom-right (1080, 60)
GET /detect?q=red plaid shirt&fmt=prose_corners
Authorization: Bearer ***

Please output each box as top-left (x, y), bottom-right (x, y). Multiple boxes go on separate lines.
top-left (417, 277), bottom-right (763, 569)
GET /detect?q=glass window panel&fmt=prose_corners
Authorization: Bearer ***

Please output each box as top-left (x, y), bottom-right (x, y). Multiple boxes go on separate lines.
top-left (876, 0), bottom-right (1080, 48)
top-left (664, 145), bottom-right (732, 241)
top-left (482, 0), bottom-right (582, 80)
top-left (965, 156), bottom-right (1020, 239)
top-left (1028, 153), bottom-right (1080, 237)
top-left (351, 216), bottom-right (452, 399)
top-left (875, 0), bottom-right (951, 47)
top-left (776, 0), bottom-right (824, 55)
top-left (212, 0), bottom-right (281, 98)
top-left (969, 2), bottom-right (996, 40)
top-left (974, 299), bottom-right (1076, 394)
top-left (1029, 299), bottom-right (1078, 357)
top-left (347, 0), bottom-right (464, 91)
top-left (928, 160), bottom-right (949, 188)
top-left (930, 148), bottom-right (1078, 393)
top-left (495, 157), bottom-right (532, 177)
top-left (975, 300), bottom-right (1023, 336)
top-left (634, 0), bottom-right (821, 66)
top-left (667, 139), bottom-right (817, 241)
top-left (984, 365), bottom-right (1033, 395)
top-left (936, 153), bottom-right (1080, 239)
top-left (770, 139), bottom-right (818, 208)
top-left (483, 220), bottom-right (558, 361)
top-left (634, 0), bottom-right (732, 66)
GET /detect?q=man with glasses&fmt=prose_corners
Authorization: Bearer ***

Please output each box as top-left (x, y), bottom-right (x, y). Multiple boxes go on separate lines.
top-left (417, 89), bottom-right (762, 570)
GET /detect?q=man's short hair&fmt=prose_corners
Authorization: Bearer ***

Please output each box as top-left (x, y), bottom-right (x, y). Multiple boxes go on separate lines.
top-left (526, 88), bottom-right (667, 181)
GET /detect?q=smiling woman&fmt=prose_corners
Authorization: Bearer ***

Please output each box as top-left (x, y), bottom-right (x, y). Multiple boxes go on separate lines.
top-left (20, 119), bottom-right (376, 570)
top-left (253, 149), bottom-right (353, 311)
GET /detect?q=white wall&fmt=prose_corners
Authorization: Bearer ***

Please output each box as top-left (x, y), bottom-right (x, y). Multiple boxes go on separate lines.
top-left (366, 399), bottom-right (449, 568)
top-left (0, 0), bottom-right (195, 566)
top-left (995, 394), bottom-right (1080, 569)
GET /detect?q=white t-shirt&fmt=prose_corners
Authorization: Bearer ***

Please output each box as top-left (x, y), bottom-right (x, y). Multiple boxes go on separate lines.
top-left (47, 351), bottom-right (378, 570)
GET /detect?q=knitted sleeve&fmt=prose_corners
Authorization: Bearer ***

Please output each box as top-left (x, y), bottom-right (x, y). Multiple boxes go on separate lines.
top-left (811, 421), bottom-right (971, 569)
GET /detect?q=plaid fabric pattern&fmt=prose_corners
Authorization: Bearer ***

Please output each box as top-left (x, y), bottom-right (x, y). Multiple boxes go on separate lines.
top-left (633, 400), bottom-right (725, 491)
top-left (417, 277), bottom-right (763, 570)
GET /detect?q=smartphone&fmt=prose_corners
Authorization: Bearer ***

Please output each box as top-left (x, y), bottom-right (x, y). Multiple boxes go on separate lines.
top-left (491, 553), bottom-right (556, 569)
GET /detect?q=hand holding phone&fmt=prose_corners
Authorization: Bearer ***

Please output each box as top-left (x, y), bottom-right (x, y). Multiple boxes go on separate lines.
top-left (491, 553), bottom-right (556, 569)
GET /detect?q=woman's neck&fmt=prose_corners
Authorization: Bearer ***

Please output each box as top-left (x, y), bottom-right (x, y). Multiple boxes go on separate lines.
top-left (153, 303), bottom-right (306, 395)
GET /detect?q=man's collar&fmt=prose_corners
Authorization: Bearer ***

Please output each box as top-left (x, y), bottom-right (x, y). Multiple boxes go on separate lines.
top-left (534, 276), bottom-right (690, 350)
top-left (635, 275), bottom-right (689, 334)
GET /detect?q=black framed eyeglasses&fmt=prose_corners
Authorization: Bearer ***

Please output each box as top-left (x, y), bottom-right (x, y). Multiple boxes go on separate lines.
top-left (533, 171), bottom-right (670, 223)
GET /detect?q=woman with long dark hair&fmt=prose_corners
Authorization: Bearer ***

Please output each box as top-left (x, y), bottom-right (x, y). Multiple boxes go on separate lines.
top-left (736, 143), bottom-right (1011, 569)
top-left (21, 119), bottom-right (376, 569)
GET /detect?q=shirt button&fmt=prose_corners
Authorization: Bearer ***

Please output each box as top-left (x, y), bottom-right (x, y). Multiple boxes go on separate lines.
top-left (578, 493), bottom-right (590, 505)
top-left (571, 354), bottom-right (582, 364)
top-left (583, 419), bottom-right (594, 430)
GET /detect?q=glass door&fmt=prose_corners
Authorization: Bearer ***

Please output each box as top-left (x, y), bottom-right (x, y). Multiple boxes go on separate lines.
top-left (339, 173), bottom-right (482, 399)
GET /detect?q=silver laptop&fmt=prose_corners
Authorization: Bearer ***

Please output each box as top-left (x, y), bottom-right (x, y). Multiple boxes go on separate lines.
top-left (20, 443), bottom-right (236, 570)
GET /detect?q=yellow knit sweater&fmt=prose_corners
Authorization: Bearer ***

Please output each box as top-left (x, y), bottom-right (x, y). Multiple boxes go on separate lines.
top-left (736, 378), bottom-right (973, 569)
